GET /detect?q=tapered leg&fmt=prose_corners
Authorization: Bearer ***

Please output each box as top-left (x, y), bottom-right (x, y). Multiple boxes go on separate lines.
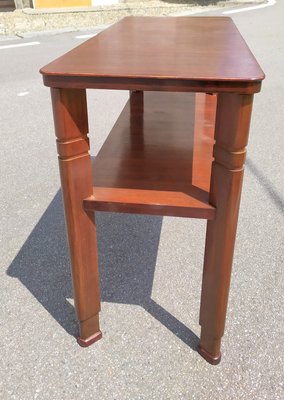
top-left (51, 88), bottom-right (102, 346)
top-left (198, 93), bottom-right (254, 364)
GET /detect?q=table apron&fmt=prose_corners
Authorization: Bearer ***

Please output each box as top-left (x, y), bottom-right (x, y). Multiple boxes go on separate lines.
top-left (43, 75), bottom-right (262, 94)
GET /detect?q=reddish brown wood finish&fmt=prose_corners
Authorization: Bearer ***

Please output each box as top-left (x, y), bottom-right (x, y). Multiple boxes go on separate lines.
top-left (83, 91), bottom-right (216, 219)
top-left (41, 16), bottom-right (264, 364)
top-left (40, 17), bottom-right (264, 94)
top-left (51, 88), bottom-right (102, 344)
top-left (198, 93), bottom-right (254, 364)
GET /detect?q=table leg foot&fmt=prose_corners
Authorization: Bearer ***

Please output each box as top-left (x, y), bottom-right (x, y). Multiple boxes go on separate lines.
top-left (197, 344), bottom-right (221, 365)
top-left (77, 331), bottom-right (103, 347)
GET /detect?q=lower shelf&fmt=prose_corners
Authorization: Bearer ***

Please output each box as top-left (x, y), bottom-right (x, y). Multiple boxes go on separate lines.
top-left (84, 91), bottom-right (216, 219)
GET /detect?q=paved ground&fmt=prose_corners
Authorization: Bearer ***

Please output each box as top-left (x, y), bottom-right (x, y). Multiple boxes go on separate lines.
top-left (0, 0), bottom-right (264, 37)
top-left (0, 1), bottom-right (283, 399)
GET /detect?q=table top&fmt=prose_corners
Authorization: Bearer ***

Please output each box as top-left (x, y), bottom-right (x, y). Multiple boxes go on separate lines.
top-left (41, 16), bottom-right (265, 93)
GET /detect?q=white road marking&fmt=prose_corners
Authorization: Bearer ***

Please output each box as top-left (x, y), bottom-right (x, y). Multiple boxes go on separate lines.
top-left (66, 298), bottom-right (74, 306)
top-left (0, 41), bottom-right (40, 50)
top-left (223, 0), bottom-right (276, 14)
top-left (75, 33), bottom-right (97, 39)
top-left (17, 91), bottom-right (30, 97)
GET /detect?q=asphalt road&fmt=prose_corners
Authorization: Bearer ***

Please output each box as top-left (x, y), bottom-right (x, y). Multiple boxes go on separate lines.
top-left (0, 2), bottom-right (283, 399)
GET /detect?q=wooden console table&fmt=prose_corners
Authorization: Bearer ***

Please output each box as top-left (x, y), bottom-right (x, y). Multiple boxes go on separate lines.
top-left (40, 16), bottom-right (264, 364)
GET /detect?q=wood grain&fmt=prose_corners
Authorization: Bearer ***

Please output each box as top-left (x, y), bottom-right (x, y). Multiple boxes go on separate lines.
top-left (42, 16), bottom-right (265, 363)
top-left (51, 88), bottom-right (102, 343)
top-left (41, 16), bottom-right (264, 94)
top-left (198, 93), bottom-right (254, 364)
top-left (83, 91), bottom-right (216, 219)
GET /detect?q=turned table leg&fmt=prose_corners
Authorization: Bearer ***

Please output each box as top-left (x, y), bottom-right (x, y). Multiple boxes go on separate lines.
top-left (198, 93), bottom-right (254, 364)
top-left (51, 88), bottom-right (102, 346)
